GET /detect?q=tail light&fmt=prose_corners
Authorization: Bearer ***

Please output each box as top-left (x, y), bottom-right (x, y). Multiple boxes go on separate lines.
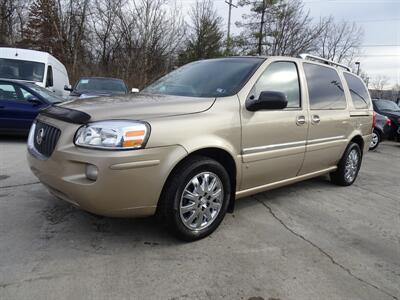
top-left (386, 117), bottom-right (391, 126)
top-left (372, 112), bottom-right (377, 130)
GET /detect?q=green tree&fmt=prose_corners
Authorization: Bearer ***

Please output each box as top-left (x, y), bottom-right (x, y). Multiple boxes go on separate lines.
top-left (179, 0), bottom-right (224, 64)
top-left (22, 0), bottom-right (63, 58)
top-left (235, 0), bottom-right (324, 56)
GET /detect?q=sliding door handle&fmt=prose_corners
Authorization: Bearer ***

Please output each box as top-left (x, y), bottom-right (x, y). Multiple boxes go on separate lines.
top-left (311, 115), bottom-right (320, 124)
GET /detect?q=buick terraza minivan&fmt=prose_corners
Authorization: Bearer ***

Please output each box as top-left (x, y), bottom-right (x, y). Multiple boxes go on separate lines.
top-left (27, 55), bottom-right (373, 240)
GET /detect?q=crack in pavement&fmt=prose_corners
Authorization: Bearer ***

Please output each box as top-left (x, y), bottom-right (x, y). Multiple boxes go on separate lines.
top-left (0, 182), bottom-right (40, 189)
top-left (0, 273), bottom-right (70, 289)
top-left (253, 196), bottom-right (399, 300)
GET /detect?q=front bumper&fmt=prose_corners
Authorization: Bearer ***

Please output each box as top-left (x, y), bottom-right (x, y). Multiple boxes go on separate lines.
top-left (27, 116), bottom-right (187, 217)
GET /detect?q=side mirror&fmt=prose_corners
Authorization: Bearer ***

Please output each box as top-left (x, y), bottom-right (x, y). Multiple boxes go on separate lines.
top-left (246, 91), bottom-right (288, 111)
top-left (27, 95), bottom-right (42, 106)
top-left (131, 88), bottom-right (139, 93)
top-left (64, 84), bottom-right (73, 92)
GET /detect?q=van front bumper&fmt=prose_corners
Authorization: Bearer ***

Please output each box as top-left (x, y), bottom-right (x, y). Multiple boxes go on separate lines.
top-left (27, 119), bottom-right (187, 217)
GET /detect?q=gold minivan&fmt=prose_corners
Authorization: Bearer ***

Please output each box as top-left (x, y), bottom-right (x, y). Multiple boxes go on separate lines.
top-left (27, 54), bottom-right (373, 240)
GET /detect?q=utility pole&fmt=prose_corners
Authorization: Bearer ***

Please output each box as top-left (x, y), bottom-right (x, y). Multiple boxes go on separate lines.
top-left (225, 0), bottom-right (237, 54)
top-left (258, 0), bottom-right (267, 56)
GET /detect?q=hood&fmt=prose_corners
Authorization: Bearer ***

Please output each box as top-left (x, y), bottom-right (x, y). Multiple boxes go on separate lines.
top-left (59, 93), bottom-right (216, 121)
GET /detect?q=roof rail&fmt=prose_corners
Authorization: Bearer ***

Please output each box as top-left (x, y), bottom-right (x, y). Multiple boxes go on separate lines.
top-left (299, 53), bottom-right (351, 72)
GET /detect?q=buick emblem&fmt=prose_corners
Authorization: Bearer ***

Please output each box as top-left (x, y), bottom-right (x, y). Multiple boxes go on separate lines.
top-left (36, 128), bottom-right (45, 145)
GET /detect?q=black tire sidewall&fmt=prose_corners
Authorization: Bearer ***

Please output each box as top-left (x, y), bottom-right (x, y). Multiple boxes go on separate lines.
top-left (166, 157), bottom-right (231, 241)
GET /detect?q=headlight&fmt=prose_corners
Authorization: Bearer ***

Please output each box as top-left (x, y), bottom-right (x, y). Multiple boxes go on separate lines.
top-left (74, 120), bottom-right (150, 150)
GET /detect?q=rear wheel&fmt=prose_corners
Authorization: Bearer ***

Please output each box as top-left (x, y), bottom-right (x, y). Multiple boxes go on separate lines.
top-left (158, 156), bottom-right (231, 241)
top-left (369, 129), bottom-right (381, 150)
top-left (330, 142), bottom-right (362, 186)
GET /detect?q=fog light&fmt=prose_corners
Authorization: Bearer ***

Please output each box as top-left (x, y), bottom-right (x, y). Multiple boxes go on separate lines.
top-left (86, 164), bottom-right (98, 181)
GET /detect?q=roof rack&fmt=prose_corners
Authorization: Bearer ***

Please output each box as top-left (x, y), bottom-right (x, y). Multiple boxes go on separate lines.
top-left (299, 53), bottom-right (351, 72)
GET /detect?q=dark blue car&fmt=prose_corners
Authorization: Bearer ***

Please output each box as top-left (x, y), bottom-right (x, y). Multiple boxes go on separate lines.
top-left (0, 79), bottom-right (63, 134)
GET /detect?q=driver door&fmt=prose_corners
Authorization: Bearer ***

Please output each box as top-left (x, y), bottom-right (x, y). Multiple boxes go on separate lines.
top-left (239, 59), bottom-right (309, 191)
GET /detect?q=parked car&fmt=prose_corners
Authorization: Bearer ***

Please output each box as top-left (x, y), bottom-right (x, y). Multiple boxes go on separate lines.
top-left (372, 99), bottom-right (400, 141)
top-left (0, 79), bottom-right (64, 134)
top-left (65, 77), bottom-right (129, 98)
top-left (369, 112), bottom-right (391, 150)
top-left (0, 47), bottom-right (70, 97)
top-left (27, 54), bottom-right (373, 241)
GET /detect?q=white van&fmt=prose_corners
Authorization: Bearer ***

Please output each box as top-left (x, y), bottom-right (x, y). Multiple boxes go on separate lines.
top-left (0, 47), bottom-right (70, 97)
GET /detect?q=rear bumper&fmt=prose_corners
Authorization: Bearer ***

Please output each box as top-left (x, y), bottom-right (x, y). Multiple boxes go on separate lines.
top-left (27, 117), bottom-right (187, 217)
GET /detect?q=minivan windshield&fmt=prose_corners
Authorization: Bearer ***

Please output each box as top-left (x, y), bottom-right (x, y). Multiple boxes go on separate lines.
top-left (0, 58), bottom-right (45, 82)
top-left (143, 58), bottom-right (265, 97)
top-left (75, 78), bottom-right (127, 93)
top-left (374, 99), bottom-right (400, 112)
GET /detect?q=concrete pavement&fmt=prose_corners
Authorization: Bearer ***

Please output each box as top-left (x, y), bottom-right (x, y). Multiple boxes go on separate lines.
top-left (0, 138), bottom-right (399, 300)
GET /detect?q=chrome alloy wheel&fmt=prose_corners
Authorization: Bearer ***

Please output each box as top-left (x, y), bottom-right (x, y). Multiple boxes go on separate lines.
top-left (370, 132), bottom-right (379, 148)
top-left (179, 172), bottom-right (224, 230)
top-left (344, 149), bottom-right (359, 183)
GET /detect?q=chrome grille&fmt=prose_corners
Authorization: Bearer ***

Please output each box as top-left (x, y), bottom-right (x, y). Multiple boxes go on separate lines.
top-left (33, 121), bottom-right (61, 158)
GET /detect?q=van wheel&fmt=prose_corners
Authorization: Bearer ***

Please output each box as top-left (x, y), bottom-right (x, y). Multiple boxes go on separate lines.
top-left (158, 156), bottom-right (231, 241)
top-left (369, 129), bottom-right (381, 150)
top-left (330, 142), bottom-right (362, 186)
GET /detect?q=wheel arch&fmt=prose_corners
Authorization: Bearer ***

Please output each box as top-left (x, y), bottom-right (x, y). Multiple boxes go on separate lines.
top-left (349, 134), bottom-right (365, 154)
top-left (158, 147), bottom-right (238, 213)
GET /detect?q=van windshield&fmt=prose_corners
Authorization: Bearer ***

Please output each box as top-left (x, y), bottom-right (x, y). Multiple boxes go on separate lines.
top-left (142, 58), bottom-right (265, 97)
top-left (0, 58), bottom-right (45, 82)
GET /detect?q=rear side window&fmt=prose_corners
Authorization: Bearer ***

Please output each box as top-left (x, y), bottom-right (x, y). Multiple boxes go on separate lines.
top-left (303, 63), bottom-right (347, 110)
top-left (343, 73), bottom-right (370, 109)
top-left (250, 61), bottom-right (300, 108)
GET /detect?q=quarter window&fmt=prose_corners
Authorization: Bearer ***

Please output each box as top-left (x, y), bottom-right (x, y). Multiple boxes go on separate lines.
top-left (343, 73), bottom-right (370, 109)
top-left (303, 63), bottom-right (347, 110)
top-left (250, 61), bottom-right (300, 108)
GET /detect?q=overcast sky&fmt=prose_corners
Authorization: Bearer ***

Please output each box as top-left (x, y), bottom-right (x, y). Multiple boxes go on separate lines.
top-left (174, 0), bottom-right (400, 88)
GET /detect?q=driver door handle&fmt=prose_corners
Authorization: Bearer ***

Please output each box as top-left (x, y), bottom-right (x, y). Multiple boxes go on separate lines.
top-left (311, 115), bottom-right (320, 124)
top-left (296, 115), bottom-right (306, 126)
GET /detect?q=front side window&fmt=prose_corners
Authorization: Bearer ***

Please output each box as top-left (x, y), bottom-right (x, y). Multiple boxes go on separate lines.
top-left (0, 83), bottom-right (20, 101)
top-left (249, 61), bottom-right (300, 108)
top-left (143, 58), bottom-right (264, 98)
top-left (24, 84), bottom-right (63, 103)
top-left (0, 58), bottom-right (45, 82)
top-left (303, 63), bottom-right (347, 110)
top-left (343, 73), bottom-right (370, 109)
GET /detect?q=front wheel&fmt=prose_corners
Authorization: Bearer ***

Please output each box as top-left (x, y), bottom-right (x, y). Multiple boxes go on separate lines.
top-left (330, 142), bottom-right (362, 186)
top-left (158, 156), bottom-right (231, 241)
top-left (369, 129), bottom-right (381, 150)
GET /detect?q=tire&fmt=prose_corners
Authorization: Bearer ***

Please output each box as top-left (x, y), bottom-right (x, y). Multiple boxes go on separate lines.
top-left (330, 142), bottom-right (362, 186)
top-left (157, 156), bottom-right (231, 241)
top-left (369, 129), bottom-right (381, 150)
